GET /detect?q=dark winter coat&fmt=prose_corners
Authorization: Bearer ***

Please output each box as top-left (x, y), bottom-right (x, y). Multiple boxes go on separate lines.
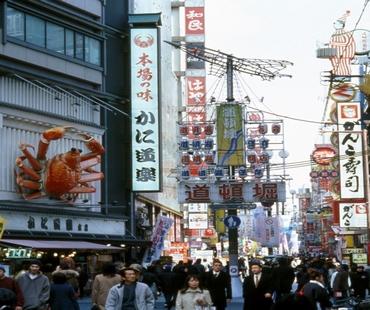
top-left (49, 283), bottom-right (80, 310)
top-left (242, 273), bottom-right (274, 310)
top-left (203, 270), bottom-right (232, 310)
top-left (302, 281), bottom-right (332, 310)
top-left (271, 265), bottom-right (295, 292)
top-left (158, 269), bottom-right (177, 294)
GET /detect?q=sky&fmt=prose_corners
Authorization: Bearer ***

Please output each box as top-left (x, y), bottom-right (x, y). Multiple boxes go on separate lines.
top-left (204, 0), bottom-right (370, 194)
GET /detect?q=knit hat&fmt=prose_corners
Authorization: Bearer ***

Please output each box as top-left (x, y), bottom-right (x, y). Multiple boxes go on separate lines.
top-left (0, 265), bottom-right (5, 272)
top-left (29, 259), bottom-right (42, 267)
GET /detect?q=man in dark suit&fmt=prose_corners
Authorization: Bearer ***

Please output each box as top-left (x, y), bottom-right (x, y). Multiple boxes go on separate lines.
top-left (243, 260), bottom-right (274, 310)
top-left (203, 260), bottom-right (232, 310)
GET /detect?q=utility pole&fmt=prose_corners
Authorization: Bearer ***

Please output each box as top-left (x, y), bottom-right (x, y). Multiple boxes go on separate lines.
top-left (168, 41), bottom-right (293, 297)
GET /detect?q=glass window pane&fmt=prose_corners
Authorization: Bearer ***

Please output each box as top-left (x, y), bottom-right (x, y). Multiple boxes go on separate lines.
top-left (7, 8), bottom-right (25, 40)
top-left (66, 29), bottom-right (74, 57)
top-left (26, 15), bottom-right (45, 47)
top-left (46, 22), bottom-right (65, 54)
top-left (85, 37), bottom-right (101, 65)
top-left (75, 33), bottom-right (84, 60)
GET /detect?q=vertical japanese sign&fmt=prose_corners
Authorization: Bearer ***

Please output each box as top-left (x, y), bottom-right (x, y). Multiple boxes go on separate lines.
top-left (185, 2), bottom-right (206, 138)
top-left (141, 216), bottom-right (174, 266)
top-left (337, 102), bottom-right (364, 199)
top-left (185, 7), bottom-right (205, 37)
top-left (131, 28), bottom-right (161, 191)
top-left (217, 105), bottom-right (244, 165)
top-left (261, 216), bottom-right (280, 247)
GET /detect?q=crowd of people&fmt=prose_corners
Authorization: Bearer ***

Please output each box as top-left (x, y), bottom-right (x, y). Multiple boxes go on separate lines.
top-left (0, 255), bottom-right (369, 310)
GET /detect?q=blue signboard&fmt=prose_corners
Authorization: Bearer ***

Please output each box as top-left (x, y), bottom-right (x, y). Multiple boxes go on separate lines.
top-left (223, 216), bottom-right (241, 229)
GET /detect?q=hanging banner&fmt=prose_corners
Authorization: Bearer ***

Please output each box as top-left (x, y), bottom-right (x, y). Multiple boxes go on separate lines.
top-left (141, 216), bottom-right (174, 266)
top-left (216, 105), bottom-right (244, 166)
top-left (261, 217), bottom-right (280, 247)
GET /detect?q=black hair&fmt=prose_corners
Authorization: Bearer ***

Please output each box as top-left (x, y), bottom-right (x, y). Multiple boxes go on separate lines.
top-left (52, 272), bottom-right (67, 284)
top-left (101, 262), bottom-right (117, 277)
top-left (179, 274), bottom-right (204, 294)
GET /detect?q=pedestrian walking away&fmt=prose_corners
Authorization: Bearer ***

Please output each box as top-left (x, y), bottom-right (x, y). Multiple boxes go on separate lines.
top-left (92, 262), bottom-right (122, 310)
top-left (49, 272), bottom-right (80, 310)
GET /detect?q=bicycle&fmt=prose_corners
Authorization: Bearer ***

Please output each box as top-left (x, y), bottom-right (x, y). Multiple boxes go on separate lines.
top-left (331, 297), bottom-right (370, 310)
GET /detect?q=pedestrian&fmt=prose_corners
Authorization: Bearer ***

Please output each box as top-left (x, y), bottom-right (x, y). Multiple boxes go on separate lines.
top-left (52, 263), bottom-right (79, 293)
top-left (17, 259), bottom-right (50, 310)
top-left (105, 267), bottom-right (155, 310)
top-left (296, 264), bottom-right (316, 292)
top-left (49, 272), bottom-right (80, 310)
top-left (0, 264), bottom-right (24, 310)
top-left (242, 260), bottom-right (274, 310)
top-left (271, 293), bottom-right (314, 310)
top-left (172, 261), bottom-right (184, 274)
top-left (0, 288), bottom-right (16, 310)
top-left (92, 261), bottom-right (122, 310)
top-left (173, 265), bottom-right (189, 308)
top-left (331, 264), bottom-right (350, 301)
top-left (184, 259), bottom-right (199, 276)
top-left (193, 259), bottom-right (206, 276)
top-left (140, 265), bottom-right (161, 303)
top-left (175, 274), bottom-right (212, 310)
top-left (158, 264), bottom-right (177, 309)
top-left (76, 265), bottom-right (89, 299)
top-left (114, 261), bottom-right (125, 274)
top-left (302, 271), bottom-right (332, 310)
top-left (238, 257), bottom-right (246, 278)
top-left (202, 260), bottom-right (232, 310)
top-left (350, 265), bottom-right (369, 299)
top-left (271, 257), bottom-right (295, 300)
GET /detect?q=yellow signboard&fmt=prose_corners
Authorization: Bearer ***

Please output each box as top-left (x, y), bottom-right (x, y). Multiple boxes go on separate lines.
top-left (0, 216), bottom-right (7, 239)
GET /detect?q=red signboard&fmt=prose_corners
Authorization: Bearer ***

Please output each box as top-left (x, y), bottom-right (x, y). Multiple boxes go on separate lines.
top-left (185, 7), bottom-right (205, 36)
top-left (184, 229), bottom-right (200, 236)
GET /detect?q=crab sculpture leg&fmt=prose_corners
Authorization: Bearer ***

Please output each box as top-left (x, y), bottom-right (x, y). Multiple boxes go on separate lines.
top-left (14, 126), bottom-right (73, 199)
top-left (62, 134), bottom-right (105, 203)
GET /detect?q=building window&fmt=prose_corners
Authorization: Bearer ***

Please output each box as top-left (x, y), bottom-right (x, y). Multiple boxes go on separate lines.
top-left (6, 7), bottom-right (101, 66)
top-left (6, 8), bottom-right (24, 40)
top-left (46, 22), bottom-right (65, 54)
top-left (26, 15), bottom-right (45, 48)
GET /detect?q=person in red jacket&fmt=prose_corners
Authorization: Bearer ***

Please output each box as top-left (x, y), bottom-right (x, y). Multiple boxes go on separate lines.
top-left (0, 264), bottom-right (24, 310)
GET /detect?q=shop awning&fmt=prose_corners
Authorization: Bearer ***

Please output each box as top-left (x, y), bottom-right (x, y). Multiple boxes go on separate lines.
top-left (0, 239), bottom-right (123, 250)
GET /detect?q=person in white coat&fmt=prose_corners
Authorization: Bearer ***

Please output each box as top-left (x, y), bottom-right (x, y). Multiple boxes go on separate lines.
top-left (105, 267), bottom-right (155, 310)
top-left (176, 274), bottom-right (212, 310)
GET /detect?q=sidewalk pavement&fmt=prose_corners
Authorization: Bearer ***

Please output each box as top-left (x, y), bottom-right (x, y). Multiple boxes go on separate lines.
top-left (77, 294), bottom-right (245, 310)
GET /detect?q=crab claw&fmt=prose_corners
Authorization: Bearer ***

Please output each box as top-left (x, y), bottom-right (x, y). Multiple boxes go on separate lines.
top-left (78, 134), bottom-right (105, 156)
top-left (42, 126), bottom-right (74, 141)
top-left (37, 126), bottom-right (74, 160)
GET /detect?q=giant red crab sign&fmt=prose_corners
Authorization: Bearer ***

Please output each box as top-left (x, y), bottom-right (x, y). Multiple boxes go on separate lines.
top-left (14, 126), bottom-right (104, 203)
